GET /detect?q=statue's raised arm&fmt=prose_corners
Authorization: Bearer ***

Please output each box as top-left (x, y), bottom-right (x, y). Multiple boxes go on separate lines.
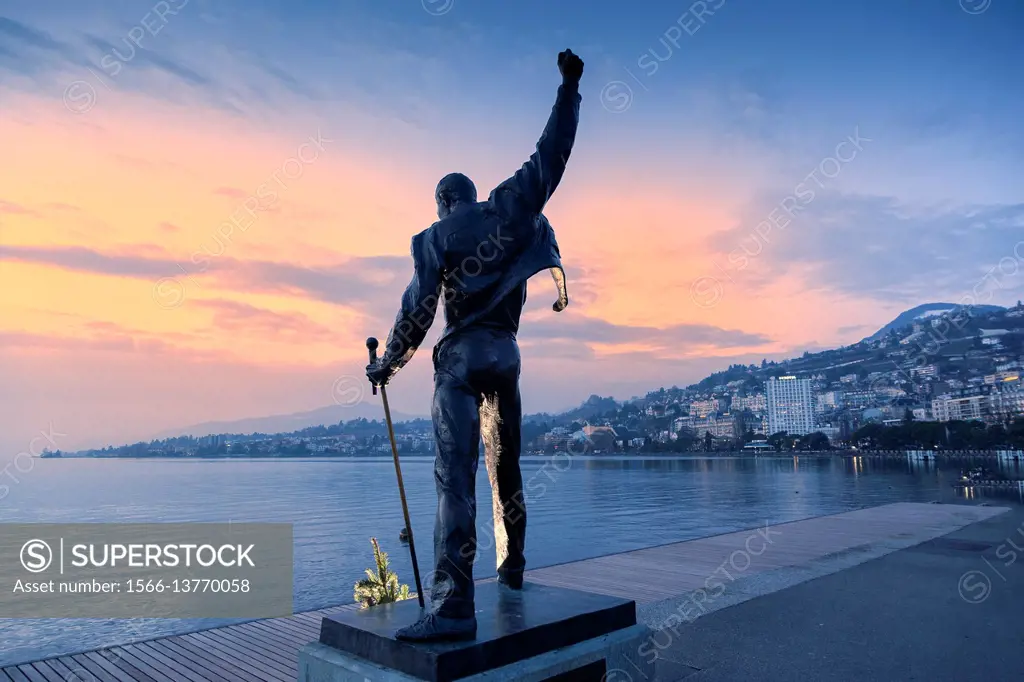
top-left (489, 49), bottom-right (584, 220)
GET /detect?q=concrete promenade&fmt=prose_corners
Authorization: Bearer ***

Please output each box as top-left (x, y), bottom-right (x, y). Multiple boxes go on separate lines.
top-left (642, 503), bottom-right (1024, 682)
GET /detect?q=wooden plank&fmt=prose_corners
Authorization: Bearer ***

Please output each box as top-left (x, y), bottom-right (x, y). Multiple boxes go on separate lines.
top-left (11, 667), bottom-right (46, 682)
top-left (241, 623), bottom-right (313, 652)
top-left (248, 615), bottom-right (318, 640)
top-left (236, 618), bottom-right (316, 651)
top-left (122, 644), bottom-right (196, 680)
top-left (233, 618), bottom-right (311, 645)
top-left (202, 624), bottom-right (300, 666)
top-left (100, 648), bottom-right (177, 682)
top-left (148, 638), bottom-right (249, 679)
top-left (176, 631), bottom-right (286, 681)
top-left (78, 651), bottom-right (149, 682)
top-left (265, 619), bottom-right (318, 642)
top-left (4, 668), bottom-right (31, 682)
top-left (24, 662), bottom-right (66, 682)
top-left (163, 634), bottom-right (281, 682)
top-left (288, 611), bottom-right (323, 623)
top-left (125, 643), bottom-right (220, 682)
top-left (29, 659), bottom-right (80, 682)
top-left (77, 652), bottom-right (151, 682)
top-left (241, 619), bottom-right (313, 647)
top-left (183, 631), bottom-right (292, 680)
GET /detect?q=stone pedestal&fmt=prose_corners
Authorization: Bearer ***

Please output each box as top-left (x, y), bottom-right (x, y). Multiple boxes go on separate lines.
top-left (297, 582), bottom-right (654, 682)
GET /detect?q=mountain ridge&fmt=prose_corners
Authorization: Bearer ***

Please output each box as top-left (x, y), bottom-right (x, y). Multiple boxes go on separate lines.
top-left (150, 401), bottom-right (425, 440)
top-left (864, 302), bottom-right (1004, 342)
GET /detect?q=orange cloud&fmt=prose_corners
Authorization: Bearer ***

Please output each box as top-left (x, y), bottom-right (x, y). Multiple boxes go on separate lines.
top-left (0, 82), bottom-right (890, 452)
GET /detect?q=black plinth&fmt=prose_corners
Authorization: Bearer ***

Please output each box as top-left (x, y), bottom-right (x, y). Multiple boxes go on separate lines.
top-left (319, 581), bottom-right (637, 682)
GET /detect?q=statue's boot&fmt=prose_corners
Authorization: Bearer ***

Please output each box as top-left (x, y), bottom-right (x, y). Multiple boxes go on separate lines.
top-left (395, 613), bottom-right (477, 642)
top-left (498, 570), bottom-right (523, 590)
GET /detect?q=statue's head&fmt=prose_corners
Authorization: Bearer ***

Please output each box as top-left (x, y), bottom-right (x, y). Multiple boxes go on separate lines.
top-left (434, 172), bottom-right (477, 220)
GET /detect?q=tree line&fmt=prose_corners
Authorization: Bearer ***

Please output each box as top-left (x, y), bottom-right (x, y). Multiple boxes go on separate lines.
top-left (850, 416), bottom-right (1024, 450)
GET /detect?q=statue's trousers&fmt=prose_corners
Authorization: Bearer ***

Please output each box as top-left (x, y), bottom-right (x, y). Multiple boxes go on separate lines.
top-left (428, 327), bottom-right (526, 618)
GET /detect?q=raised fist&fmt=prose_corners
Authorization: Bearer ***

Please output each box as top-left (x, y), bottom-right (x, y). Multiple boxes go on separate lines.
top-left (557, 49), bottom-right (584, 84)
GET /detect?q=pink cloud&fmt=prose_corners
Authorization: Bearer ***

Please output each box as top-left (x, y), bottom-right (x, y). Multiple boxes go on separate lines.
top-left (213, 187), bottom-right (250, 199)
top-left (0, 200), bottom-right (39, 216)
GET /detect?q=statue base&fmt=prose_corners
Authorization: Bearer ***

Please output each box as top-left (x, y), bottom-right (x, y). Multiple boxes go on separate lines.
top-left (297, 581), bottom-right (654, 682)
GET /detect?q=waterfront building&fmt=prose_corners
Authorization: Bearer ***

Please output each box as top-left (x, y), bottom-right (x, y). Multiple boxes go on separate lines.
top-left (931, 394), bottom-right (985, 422)
top-left (766, 376), bottom-right (815, 436)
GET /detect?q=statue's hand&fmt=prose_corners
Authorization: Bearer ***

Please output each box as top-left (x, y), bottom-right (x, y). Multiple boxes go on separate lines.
top-left (365, 360), bottom-right (391, 387)
top-left (557, 49), bottom-right (584, 84)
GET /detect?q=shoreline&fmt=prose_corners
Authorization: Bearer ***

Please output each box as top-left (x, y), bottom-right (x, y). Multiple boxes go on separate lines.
top-left (37, 449), bottom-right (1023, 461)
top-left (29, 451), bottom-right (827, 460)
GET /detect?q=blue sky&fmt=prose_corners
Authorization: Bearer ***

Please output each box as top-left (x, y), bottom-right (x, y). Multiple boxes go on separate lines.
top-left (1, 0), bottom-right (1023, 450)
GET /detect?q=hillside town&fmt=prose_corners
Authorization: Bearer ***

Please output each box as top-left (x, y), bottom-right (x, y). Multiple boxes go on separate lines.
top-left (601, 301), bottom-right (1024, 452)
top-left (63, 303), bottom-right (1024, 458)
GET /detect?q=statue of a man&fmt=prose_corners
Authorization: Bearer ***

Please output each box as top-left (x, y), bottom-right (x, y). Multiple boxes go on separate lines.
top-left (365, 49), bottom-right (584, 642)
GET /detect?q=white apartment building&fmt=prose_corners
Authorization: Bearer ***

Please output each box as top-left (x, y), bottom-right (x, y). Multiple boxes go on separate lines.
top-left (766, 376), bottom-right (815, 436)
top-left (931, 395), bottom-right (985, 422)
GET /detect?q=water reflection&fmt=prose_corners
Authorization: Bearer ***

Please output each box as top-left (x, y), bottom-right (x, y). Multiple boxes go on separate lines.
top-left (574, 453), bottom-right (1024, 506)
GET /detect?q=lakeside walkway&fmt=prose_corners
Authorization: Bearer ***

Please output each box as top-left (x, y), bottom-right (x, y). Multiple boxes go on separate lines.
top-left (2, 502), bottom-right (1009, 682)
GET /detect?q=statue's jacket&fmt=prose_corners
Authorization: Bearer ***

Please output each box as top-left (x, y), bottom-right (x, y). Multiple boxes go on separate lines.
top-left (380, 82), bottom-right (581, 375)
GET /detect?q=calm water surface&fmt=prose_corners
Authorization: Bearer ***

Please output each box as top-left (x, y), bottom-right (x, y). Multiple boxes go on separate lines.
top-left (1, 454), bottom-right (1021, 665)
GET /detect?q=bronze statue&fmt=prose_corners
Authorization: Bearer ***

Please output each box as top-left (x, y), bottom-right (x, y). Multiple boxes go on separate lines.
top-left (366, 48), bottom-right (584, 642)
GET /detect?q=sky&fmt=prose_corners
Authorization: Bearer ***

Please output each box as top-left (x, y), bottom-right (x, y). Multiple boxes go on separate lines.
top-left (1, 0), bottom-right (1023, 454)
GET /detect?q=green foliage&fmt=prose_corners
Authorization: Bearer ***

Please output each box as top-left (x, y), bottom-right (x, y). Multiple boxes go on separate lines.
top-left (767, 431), bottom-right (789, 451)
top-left (354, 538), bottom-right (410, 608)
top-left (640, 431), bottom-right (697, 453)
top-left (760, 431), bottom-right (830, 451)
top-left (851, 417), bottom-right (1024, 450)
top-left (802, 431), bottom-right (831, 450)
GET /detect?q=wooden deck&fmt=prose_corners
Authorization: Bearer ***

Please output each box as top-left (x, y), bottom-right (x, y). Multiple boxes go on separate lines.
top-left (2, 502), bottom-right (1005, 682)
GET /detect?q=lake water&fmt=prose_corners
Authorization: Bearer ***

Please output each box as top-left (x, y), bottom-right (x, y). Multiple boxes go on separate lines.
top-left (1, 454), bottom-right (1022, 666)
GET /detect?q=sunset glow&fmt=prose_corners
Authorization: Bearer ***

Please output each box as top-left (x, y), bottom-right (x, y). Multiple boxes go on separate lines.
top-left (2, 0), bottom-right (1022, 453)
